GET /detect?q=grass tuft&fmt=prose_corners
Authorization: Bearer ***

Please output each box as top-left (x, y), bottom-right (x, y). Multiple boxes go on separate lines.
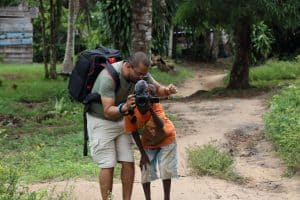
top-left (187, 143), bottom-right (242, 182)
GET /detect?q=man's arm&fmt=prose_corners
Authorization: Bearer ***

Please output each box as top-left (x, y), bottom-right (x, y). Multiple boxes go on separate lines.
top-left (151, 78), bottom-right (178, 97)
top-left (101, 94), bottom-right (135, 120)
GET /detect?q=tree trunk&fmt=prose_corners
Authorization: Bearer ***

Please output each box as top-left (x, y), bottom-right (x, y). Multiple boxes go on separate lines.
top-left (131, 0), bottom-right (152, 56)
top-left (211, 30), bottom-right (220, 62)
top-left (172, 26), bottom-right (178, 58)
top-left (228, 17), bottom-right (251, 89)
top-left (62, 0), bottom-right (78, 74)
top-left (168, 25), bottom-right (173, 58)
top-left (39, 0), bottom-right (49, 79)
top-left (207, 29), bottom-right (220, 62)
top-left (49, 0), bottom-right (57, 79)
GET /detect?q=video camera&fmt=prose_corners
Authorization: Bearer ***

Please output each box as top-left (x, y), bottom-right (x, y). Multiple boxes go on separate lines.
top-left (135, 94), bottom-right (160, 106)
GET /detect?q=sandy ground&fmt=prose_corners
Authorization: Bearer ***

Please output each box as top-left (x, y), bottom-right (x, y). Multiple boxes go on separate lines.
top-left (30, 62), bottom-right (300, 200)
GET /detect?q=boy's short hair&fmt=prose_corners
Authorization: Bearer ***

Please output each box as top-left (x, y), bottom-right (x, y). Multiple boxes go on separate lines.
top-left (135, 80), bottom-right (156, 96)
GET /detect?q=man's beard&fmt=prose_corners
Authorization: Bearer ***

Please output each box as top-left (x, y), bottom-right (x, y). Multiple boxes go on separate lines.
top-left (125, 74), bottom-right (137, 83)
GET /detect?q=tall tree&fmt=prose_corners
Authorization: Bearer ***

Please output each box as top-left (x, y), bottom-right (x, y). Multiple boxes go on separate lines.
top-left (176, 0), bottom-right (300, 89)
top-left (38, 0), bottom-right (49, 79)
top-left (131, 0), bottom-right (152, 55)
top-left (62, 0), bottom-right (79, 74)
top-left (49, 0), bottom-right (63, 79)
top-left (49, 0), bottom-right (57, 79)
top-left (152, 0), bottom-right (178, 56)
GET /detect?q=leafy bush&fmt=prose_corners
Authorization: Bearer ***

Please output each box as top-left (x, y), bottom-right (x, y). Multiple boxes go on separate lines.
top-left (0, 164), bottom-right (44, 200)
top-left (264, 84), bottom-right (300, 174)
top-left (97, 0), bottom-right (132, 56)
top-left (187, 144), bottom-right (241, 182)
top-left (0, 164), bottom-right (76, 200)
top-left (296, 55), bottom-right (300, 62)
top-left (251, 21), bottom-right (274, 64)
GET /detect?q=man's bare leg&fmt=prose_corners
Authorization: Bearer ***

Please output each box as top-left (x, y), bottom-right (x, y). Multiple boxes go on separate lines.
top-left (121, 161), bottom-right (135, 200)
top-left (99, 168), bottom-right (114, 200)
top-left (162, 179), bottom-right (171, 200)
top-left (142, 182), bottom-right (151, 200)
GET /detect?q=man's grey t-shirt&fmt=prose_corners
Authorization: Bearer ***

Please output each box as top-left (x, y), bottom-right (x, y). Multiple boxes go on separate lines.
top-left (89, 61), bottom-right (153, 120)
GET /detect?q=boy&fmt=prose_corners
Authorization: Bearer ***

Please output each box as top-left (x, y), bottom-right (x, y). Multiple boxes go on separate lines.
top-left (124, 80), bottom-right (178, 200)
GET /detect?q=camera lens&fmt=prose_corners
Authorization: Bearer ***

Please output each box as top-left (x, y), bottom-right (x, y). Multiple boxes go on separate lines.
top-left (136, 96), bottom-right (148, 106)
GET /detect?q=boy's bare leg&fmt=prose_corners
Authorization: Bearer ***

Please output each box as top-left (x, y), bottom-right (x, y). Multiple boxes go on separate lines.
top-left (163, 179), bottom-right (171, 200)
top-left (142, 182), bottom-right (151, 200)
top-left (121, 161), bottom-right (135, 200)
top-left (99, 168), bottom-right (114, 200)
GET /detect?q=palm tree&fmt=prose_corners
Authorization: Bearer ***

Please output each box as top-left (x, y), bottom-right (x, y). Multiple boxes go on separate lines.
top-left (131, 0), bottom-right (152, 55)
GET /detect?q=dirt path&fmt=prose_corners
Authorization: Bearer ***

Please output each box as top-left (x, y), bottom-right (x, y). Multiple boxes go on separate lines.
top-left (30, 63), bottom-right (300, 200)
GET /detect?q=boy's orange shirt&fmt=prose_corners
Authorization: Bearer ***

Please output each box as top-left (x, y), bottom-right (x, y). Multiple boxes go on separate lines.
top-left (124, 103), bottom-right (176, 149)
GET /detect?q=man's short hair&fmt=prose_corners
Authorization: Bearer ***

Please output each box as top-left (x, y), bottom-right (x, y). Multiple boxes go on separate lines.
top-left (128, 52), bottom-right (151, 69)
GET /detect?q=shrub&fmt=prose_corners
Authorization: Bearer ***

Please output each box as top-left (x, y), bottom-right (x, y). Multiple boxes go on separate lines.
top-left (0, 164), bottom-right (44, 200)
top-left (251, 21), bottom-right (274, 65)
top-left (264, 84), bottom-right (300, 174)
top-left (187, 144), bottom-right (241, 182)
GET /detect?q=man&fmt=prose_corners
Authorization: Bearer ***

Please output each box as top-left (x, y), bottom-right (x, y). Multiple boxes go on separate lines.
top-left (124, 80), bottom-right (178, 200)
top-left (86, 52), bottom-right (177, 200)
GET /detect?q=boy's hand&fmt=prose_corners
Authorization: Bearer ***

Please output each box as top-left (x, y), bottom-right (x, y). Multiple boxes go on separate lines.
top-left (140, 153), bottom-right (150, 170)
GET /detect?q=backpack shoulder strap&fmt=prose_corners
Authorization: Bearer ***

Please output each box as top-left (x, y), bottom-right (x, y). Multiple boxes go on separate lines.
top-left (103, 61), bottom-right (120, 92)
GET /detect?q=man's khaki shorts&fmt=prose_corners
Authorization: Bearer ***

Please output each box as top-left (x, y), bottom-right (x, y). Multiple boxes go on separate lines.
top-left (86, 113), bottom-right (134, 168)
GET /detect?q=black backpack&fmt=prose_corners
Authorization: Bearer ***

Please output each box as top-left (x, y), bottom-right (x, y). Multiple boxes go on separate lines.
top-left (68, 46), bottom-right (122, 156)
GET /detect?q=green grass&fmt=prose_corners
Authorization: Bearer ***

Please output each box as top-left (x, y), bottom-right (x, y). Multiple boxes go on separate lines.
top-left (250, 60), bottom-right (300, 82)
top-left (0, 62), bottom-right (192, 183)
top-left (264, 81), bottom-right (300, 175)
top-left (187, 144), bottom-right (242, 182)
top-left (0, 63), bottom-right (101, 183)
top-left (0, 164), bottom-right (45, 200)
top-left (250, 60), bottom-right (300, 88)
top-left (150, 64), bottom-right (193, 85)
top-left (224, 59), bottom-right (300, 88)
top-left (0, 163), bottom-right (74, 200)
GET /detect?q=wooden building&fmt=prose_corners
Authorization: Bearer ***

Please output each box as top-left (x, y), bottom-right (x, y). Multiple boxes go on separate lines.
top-left (0, 6), bottom-right (38, 63)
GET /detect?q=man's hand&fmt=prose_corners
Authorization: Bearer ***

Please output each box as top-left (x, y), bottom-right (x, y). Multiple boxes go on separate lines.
top-left (123, 94), bottom-right (136, 112)
top-left (164, 84), bottom-right (177, 95)
top-left (140, 153), bottom-right (150, 170)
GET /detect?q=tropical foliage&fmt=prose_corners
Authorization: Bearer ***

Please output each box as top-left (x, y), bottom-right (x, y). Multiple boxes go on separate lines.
top-left (98, 0), bottom-right (132, 56)
top-left (174, 0), bottom-right (300, 88)
top-left (152, 0), bottom-right (178, 54)
top-left (251, 22), bottom-right (274, 65)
